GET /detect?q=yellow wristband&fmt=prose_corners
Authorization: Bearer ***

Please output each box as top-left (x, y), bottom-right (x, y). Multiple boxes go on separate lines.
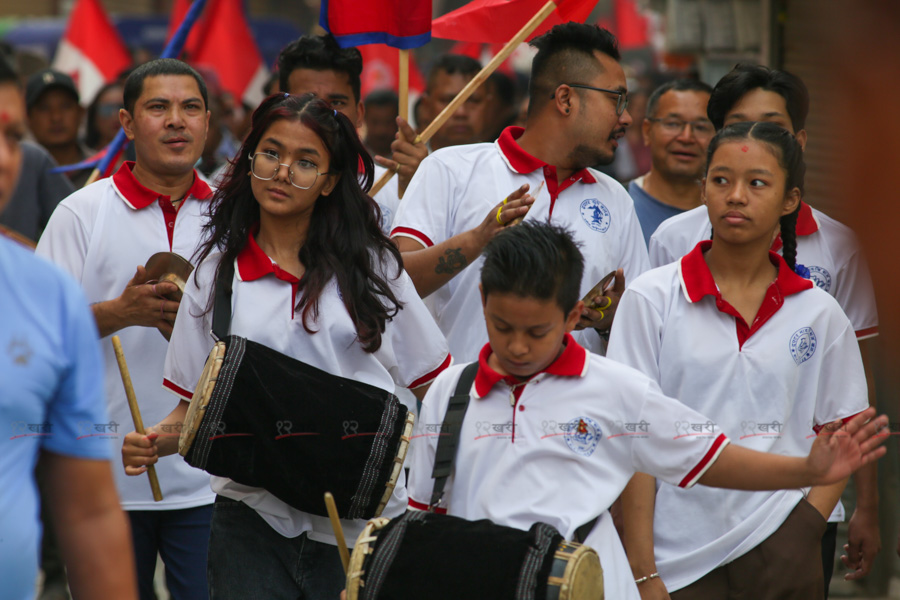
top-left (496, 207), bottom-right (504, 225)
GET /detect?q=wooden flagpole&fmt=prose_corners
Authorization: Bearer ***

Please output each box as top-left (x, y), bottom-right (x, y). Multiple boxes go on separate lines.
top-left (369, 0), bottom-right (558, 196)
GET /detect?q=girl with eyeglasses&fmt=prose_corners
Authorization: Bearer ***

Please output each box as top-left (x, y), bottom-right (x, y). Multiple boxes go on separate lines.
top-left (121, 93), bottom-right (450, 599)
top-left (608, 121), bottom-right (870, 599)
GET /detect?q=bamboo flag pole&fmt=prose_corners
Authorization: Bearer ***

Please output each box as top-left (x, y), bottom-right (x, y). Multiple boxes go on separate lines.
top-left (112, 336), bottom-right (164, 502)
top-left (399, 49), bottom-right (410, 123)
top-left (324, 492), bottom-right (351, 573)
top-left (369, 0), bottom-right (558, 196)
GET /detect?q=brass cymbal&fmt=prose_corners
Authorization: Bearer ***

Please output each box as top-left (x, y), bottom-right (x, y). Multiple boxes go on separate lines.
top-left (143, 252), bottom-right (195, 301)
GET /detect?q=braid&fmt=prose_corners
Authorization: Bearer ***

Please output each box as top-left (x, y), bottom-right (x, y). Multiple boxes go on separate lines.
top-left (779, 206), bottom-right (800, 270)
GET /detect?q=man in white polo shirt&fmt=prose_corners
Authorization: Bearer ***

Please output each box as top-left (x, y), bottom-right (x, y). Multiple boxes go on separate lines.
top-left (36, 58), bottom-right (215, 600)
top-left (392, 23), bottom-right (649, 362)
top-left (648, 64), bottom-right (880, 589)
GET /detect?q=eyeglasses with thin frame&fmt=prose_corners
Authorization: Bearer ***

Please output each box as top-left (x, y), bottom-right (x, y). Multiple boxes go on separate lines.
top-left (248, 152), bottom-right (331, 190)
top-left (647, 117), bottom-right (715, 137)
top-left (554, 84), bottom-right (629, 116)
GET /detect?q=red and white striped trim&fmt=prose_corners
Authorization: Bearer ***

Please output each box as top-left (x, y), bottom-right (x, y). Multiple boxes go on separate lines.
top-left (408, 498), bottom-right (447, 514)
top-left (408, 354), bottom-right (452, 389)
top-left (856, 326), bottom-right (878, 341)
top-left (390, 227), bottom-right (434, 248)
top-left (162, 378), bottom-right (194, 402)
top-left (678, 433), bottom-right (730, 488)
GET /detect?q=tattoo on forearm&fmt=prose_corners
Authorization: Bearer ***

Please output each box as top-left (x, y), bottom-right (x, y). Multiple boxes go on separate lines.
top-left (435, 248), bottom-right (467, 274)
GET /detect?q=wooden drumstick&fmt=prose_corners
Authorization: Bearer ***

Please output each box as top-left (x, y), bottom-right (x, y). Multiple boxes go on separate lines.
top-left (111, 336), bottom-right (164, 502)
top-left (324, 492), bottom-right (351, 574)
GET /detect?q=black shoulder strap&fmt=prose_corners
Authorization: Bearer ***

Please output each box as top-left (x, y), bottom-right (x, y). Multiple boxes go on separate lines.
top-left (211, 257), bottom-right (235, 341)
top-left (573, 517), bottom-right (599, 543)
top-left (429, 362), bottom-right (479, 510)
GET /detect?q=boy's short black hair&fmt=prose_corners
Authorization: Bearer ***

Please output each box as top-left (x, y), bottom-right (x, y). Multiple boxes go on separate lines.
top-left (481, 221), bottom-right (584, 313)
top-left (707, 63), bottom-right (809, 131)
top-left (123, 58), bottom-right (208, 114)
top-left (277, 34), bottom-right (363, 103)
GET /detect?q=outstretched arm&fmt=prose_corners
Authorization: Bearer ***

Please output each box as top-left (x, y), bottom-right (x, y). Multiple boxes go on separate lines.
top-left (699, 408), bottom-right (887, 490)
top-left (621, 473), bottom-right (671, 599)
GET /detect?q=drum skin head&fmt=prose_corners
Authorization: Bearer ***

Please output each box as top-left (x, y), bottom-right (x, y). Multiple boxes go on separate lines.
top-left (551, 541), bottom-right (604, 600)
top-left (347, 517), bottom-right (391, 600)
top-left (143, 252), bottom-right (194, 302)
top-left (179, 341), bottom-right (226, 457)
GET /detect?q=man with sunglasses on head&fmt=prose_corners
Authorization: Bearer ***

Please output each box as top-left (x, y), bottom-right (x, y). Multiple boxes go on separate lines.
top-left (627, 79), bottom-right (713, 246)
top-left (391, 23), bottom-right (649, 362)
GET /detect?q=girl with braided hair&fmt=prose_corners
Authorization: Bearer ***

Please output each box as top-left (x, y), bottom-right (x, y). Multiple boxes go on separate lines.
top-left (608, 121), bottom-right (869, 599)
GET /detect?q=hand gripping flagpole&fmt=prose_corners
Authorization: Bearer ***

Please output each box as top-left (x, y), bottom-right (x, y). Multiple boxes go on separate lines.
top-left (369, 0), bottom-right (558, 197)
top-left (82, 0), bottom-right (210, 187)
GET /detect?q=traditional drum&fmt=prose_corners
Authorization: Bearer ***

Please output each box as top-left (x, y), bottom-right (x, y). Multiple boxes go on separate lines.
top-left (178, 335), bottom-right (414, 520)
top-left (347, 512), bottom-right (604, 600)
top-left (143, 252), bottom-right (194, 301)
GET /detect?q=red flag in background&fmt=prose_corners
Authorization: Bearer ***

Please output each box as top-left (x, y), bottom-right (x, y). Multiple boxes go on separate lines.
top-left (52, 0), bottom-right (131, 104)
top-left (188, 0), bottom-right (268, 108)
top-left (358, 44), bottom-right (425, 99)
top-left (320, 0), bottom-right (432, 49)
top-left (432, 0), bottom-right (597, 43)
top-left (612, 0), bottom-right (649, 49)
top-left (165, 0), bottom-right (208, 55)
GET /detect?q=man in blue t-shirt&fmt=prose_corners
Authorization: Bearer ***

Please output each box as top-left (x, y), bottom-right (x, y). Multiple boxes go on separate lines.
top-left (627, 79), bottom-right (713, 246)
top-left (0, 54), bottom-right (137, 600)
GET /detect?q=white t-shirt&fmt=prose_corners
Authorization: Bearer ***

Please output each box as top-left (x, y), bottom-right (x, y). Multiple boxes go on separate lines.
top-left (163, 230), bottom-right (451, 544)
top-left (607, 241), bottom-right (868, 591)
top-left (391, 126), bottom-right (650, 361)
top-left (649, 202), bottom-right (878, 338)
top-left (35, 162), bottom-right (217, 511)
top-left (406, 335), bottom-right (731, 600)
top-left (372, 163), bottom-right (401, 235)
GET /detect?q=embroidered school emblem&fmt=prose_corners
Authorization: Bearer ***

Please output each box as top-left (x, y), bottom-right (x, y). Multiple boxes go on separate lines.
top-left (564, 416), bottom-right (602, 456)
top-left (806, 266), bottom-right (832, 292)
top-left (790, 327), bottom-right (817, 365)
top-left (579, 199), bottom-right (611, 233)
top-left (379, 206), bottom-right (393, 234)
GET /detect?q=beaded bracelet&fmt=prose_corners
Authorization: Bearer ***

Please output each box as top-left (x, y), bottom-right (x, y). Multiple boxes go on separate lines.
top-left (634, 572), bottom-right (660, 585)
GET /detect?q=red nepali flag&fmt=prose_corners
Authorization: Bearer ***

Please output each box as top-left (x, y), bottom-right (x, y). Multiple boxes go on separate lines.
top-left (319, 0), bottom-right (432, 49)
top-left (358, 44), bottom-right (426, 98)
top-left (432, 0), bottom-right (597, 43)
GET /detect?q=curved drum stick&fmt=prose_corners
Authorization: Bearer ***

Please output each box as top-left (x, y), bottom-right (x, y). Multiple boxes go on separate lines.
top-left (112, 336), bottom-right (164, 502)
top-left (325, 492), bottom-right (351, 573)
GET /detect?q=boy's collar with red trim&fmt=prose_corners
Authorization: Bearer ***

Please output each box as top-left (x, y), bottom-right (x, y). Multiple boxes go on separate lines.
top-left (473, 333), bottom-right (588, 399)
top-left (496, 126), bottom-right (596, 184)
top-left (236, 224), bottom-right (300, 284)
top-left (112, 161), bottom-right (213, 210)
top-left (679, 240), bottom-right (813, 304)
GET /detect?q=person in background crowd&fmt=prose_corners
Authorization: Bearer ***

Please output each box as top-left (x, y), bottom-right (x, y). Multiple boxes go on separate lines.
top-left (627, 79), bottom-right (713, 245)
top-left (420, 54), bottom-right (488, 151)
top-left (363, 89), bottom-right (399, 158)
top-left (479, 71), bottom-right (518, 142)
top-left (0, 52), bottom-right (138, 600)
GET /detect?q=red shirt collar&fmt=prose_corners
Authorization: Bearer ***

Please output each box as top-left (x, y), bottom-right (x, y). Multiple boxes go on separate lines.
top-left (473, 333), bottom-right (588, 399)
top-left (235, 225), bottom-right (301, 284)
top-left (496, 126), bottom-right (597, 184)
top-left (112, 161), bottom-right (213, 210)
top-left (679, 240), bottom-right (813, 303)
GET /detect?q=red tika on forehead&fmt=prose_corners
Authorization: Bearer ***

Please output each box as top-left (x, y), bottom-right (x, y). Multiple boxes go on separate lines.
top-left (0, 111), bottom-right (8, 123)
top-left (741, 145), bottom-right (749, 152)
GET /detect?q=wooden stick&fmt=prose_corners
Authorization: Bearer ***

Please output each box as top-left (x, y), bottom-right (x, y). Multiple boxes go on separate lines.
top-left (83, 167), bottom-right (101, 188)
top-left (324, 492), bottom-right (350, 574)
top-left (111, 336), bottom-right (163, 502)
top-left (369, 0), bottom-right (558, 197)
top-left (399, 49), bottom-right (410, 123)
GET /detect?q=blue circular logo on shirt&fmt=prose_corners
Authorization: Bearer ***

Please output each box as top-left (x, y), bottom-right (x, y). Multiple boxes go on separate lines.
top-left (579, 199), bottom-right (611, 233)
top-left (790, 327), bottom-right (817, 365)
top-left (564, 416), bottom-right (602, 456)
top-left (807, 266), bottom-right (832, 292)
top-left (379, 205), bottom-right (393, 235)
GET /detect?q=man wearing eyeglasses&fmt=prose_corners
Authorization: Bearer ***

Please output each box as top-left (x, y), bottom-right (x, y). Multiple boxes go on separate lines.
top-left (36, 58), bottom-right (216, 600)
top-left (627, 80), bottom-right (713, 246)
top-left (391, 23), bottom-right (650, 361)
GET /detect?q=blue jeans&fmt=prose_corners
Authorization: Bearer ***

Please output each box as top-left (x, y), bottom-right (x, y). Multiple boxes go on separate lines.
top-left (128, 504), bottom-right (214, 600)
top-left (208, 496), bottom-right (345, 600)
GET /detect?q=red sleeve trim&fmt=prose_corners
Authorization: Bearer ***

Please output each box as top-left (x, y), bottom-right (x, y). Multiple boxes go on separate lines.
top-left (812, 412), bottom-right (861, 435)
top-left (856, 326), bottom-right (879, 340)
top-left (409, 354), bottom-right (452, 389)
top-left (390, 227), bottom-right (434, 248)
top-left (163, 378), bottom-right (194, 402)
top-left (678, 433), bottom-right (729, 488)
top-left (408, 498), bottom-right (446, 514)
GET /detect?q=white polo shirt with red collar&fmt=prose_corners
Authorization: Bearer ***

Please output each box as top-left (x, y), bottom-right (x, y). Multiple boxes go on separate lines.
top-left (162, 230), bottom-right (451, 543)
top-left (390, 126), bottom-right (650, 361)
top-left (372, 163), bottom-right (401, 234)
top-left (35, 161), bottom-right (216, 511)
top-left (406, 334), bottom-right (731, 600)
top-left (649, 202), bottom-right (878, 339)
top-left (607, 240), bottom-right (868, 592)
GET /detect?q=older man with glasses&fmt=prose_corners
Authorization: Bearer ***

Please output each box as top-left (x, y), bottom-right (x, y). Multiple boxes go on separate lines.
top-left (627, 79), bottom-right (714, 246)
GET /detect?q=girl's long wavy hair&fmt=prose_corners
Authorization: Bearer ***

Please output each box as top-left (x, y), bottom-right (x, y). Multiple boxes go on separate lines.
top-left (194, 93), bottom-right (403, 352)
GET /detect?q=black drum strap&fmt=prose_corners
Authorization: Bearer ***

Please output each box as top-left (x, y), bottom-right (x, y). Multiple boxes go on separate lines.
top-left (429, 362), bottom-right (478, 510)
top-left (573, 517), bottom-right (598, 543)
top-left (211, 257), bottom-right (235, 341)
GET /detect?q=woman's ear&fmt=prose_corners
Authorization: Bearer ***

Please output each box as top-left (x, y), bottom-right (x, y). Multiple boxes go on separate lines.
top-left (783, 186), bottom-right (801, 216)
top-left (320, 173), bottom-right (340, 197)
